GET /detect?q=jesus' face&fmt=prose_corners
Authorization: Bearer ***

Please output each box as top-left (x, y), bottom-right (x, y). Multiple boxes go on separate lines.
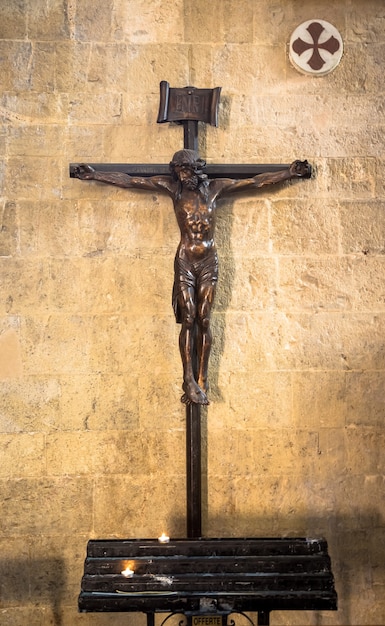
top-left (174, 165), bottom-right (199, 190)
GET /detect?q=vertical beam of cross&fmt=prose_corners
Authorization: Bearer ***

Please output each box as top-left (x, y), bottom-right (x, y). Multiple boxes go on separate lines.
top-left (172, 91), bottom-right (204, 539)
top-left (158, 81), bottom-right (223, 538)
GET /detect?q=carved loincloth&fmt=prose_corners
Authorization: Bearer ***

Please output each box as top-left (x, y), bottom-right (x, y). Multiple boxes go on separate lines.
top-left (172, 249), bottom-right (218, 323)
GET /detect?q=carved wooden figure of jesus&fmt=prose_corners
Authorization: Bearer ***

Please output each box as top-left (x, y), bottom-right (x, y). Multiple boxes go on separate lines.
top-left (73, 150), bottom-right (311, 406)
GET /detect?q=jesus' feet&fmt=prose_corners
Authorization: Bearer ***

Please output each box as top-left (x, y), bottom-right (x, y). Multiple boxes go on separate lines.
top-left (181, 380), bottom-right (209, 405)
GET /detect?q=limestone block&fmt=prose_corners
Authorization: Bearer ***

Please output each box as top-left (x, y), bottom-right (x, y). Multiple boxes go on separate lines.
top-left (136, 314), bottom-right (179, 379)
top-left (209, 428), bottom-right (318, 480)
top-left (88, 314), bottom-right (143, 374)
top-left (126, 44), bottom-right (190, 93)
top-left (68, 93), bottom-right (123, 125)
top-left (21, 315), bottom-right (93, 376)
top-left (228, 256), bottom-right (277, 313)
top-left (277, 257), bottom-right (354, 312)
top-left (346, 370), bottom-right (385, 428)
top-left (351, 256), bottom-right (385, 310)
top-left (93, 475), bottom-right (185, 537)
top-left (72, 0), bottom-right (114, 42)
top-left (58, 608), bottom-right (145, 625)
top-left (83, 43), bottom-right (129, 93)
top-left (0, 477), bottom-right (93, 535)
top-left (0, 201), bottom-right (18, 257)
top-left (222, 0), bottom-right (254, 43)
top-left (345, 427), bottom-right (384, 475)
top-left (346, 1), bottom-right (385, 43)
top-left (0, 537), bottom-right (29, 604)
top-left (112, 0), bottom-right (184, 44)
top-left (26, 0), bottom-right (69, 40)
top-left (5, 157), bottom-right (63, 202)
top-left (0, 259), bottom-right (49, 315)
top-left (49, 257), bottom-right (138, 315)
top-left (266, 311), bottom-right (385, 371)
top-left (369, 527), bottom-right (385, 585)
top-left (271, 198), bottom-right (339, 255)
top-left (0, 1), bottom-right (27, 39)
top-left (102, 123), bottom-right (183, 161)
top-left (332, 474), bottom-right (385, 527)
top-left (343, 42), bottom-right (385, 94)
top-left (211, 44), bottom-right (287, 96)
top-left (218, 312), bottom-right (270, 373)
top-left (0, 327), bottom-right (23, 380)
top-left (48, 257), bottom-right (104, 311)
top-left (317, 157), bottom-right (376, 199)
top-left (7, 125), bottom-right (66, 157)
top-left (18, 201), bottom-right (84, 258)
top-left (67, 124), bottom-right (105, 160)
top-left (26, 42), bottom-right (56, 93)
top-left (1, 92), bottom-right (69, 124)
top-left (184, 0), bottom-right (226, 43)
top-left (29, 533), bottom-right (94, 605)
top-left (137, 374), bottom-right (183, 430)
top-left (64, 373), bottom-right (140, 432)
top-left (0, 42), bottom-right (32, 91)
top-left (0, 433), bottom-right (45, 478)
top-left (47, 430), bottom-right (160, 476)
top-left (0, 379), bottom-right (56, 432)
top-left (216, 197), bottom-right (270, 261)
top-left (207, 474), bottom-right (312, 535)
top-left (207, 124), bottom-right (312, 165)
top-left (376, 157), bottom-right (385, 197)
top-left (224, 370), bottom-right (293, 427)
top-left (317, 428), bottom-right (347, 476)
top-left (292, 371), bottom-right (346, 429)
top-left (54, 41), bottom-right (92, 93)
top-left (340, 200), bottom-right (385, 255)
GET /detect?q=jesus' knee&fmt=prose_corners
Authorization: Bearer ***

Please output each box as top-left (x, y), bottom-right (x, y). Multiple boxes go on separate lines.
top-left (197, 315), bottom-right (210, 333)
top-left (183, 313), bottom-right (196, 330)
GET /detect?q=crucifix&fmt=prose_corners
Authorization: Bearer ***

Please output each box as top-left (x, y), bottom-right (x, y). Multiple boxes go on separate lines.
top-left (70, 81), bottom-right (311, 539)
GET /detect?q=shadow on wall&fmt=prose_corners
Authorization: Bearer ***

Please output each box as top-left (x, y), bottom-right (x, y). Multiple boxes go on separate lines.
top-left (0, 557), bottom-right (65, 625)
top-left (209, 197), bottom-right (235, 403)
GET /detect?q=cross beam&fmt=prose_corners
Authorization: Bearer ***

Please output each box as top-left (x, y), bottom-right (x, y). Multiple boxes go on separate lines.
top-left (69, 162), bottom-right (293, 178)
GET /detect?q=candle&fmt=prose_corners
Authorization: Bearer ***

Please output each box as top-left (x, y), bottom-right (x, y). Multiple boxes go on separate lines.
top-left (121, 565), bottom-right (134, 577)
top-left (158, 533), bottom-right (170, 543)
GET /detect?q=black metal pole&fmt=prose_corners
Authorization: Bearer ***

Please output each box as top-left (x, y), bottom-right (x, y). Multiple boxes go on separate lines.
top-left (146, 612), bottom-right (155, 626)
top-left (258, 611), bottom-right (270, 625)
top-left (186, 403), bottom-right (202, 538)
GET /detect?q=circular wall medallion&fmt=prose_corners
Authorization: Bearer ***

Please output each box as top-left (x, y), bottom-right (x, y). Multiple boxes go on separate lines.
top-left (289, 20), bottom-right (343, 76)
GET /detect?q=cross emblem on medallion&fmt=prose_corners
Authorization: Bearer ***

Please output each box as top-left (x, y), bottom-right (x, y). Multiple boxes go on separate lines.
top-left (289, 20), bottom-right (343, 76)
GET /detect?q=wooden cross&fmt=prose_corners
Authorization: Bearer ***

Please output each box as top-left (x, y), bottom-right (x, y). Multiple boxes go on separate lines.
top-left (70, 81), bottom-right (311, 538)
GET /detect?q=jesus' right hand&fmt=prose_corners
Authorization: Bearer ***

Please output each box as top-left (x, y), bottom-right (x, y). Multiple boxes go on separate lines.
top-left (73, 164), bottom-right (96, 180)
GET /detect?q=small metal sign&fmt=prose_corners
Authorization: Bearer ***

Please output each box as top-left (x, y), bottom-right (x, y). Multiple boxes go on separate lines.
top-left (191, 616), bottom-right (224, 625)
top-left (157, 80), bottom-right (221, 126)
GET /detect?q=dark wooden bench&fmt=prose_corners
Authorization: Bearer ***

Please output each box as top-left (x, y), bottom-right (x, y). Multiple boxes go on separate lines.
top-left (78, 537), bottom-right (337, 625)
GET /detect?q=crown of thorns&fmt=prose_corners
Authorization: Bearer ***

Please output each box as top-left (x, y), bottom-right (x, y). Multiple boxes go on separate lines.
top-left (169, 149), bottom-right (206, 173)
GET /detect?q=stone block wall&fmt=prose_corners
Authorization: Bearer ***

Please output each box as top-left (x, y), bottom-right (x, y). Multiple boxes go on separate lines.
top-left (0, 0), bottom-right (384, 624)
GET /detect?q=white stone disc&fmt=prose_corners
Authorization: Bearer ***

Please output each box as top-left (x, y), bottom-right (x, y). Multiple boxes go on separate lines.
top-left (289, 20), bottom-right (343, 76)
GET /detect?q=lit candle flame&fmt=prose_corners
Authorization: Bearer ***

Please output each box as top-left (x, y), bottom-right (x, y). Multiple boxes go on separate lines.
top-left (121, 565), bottom-right (134, 577)
top-left (158, 533), bottom-right (170, 543)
